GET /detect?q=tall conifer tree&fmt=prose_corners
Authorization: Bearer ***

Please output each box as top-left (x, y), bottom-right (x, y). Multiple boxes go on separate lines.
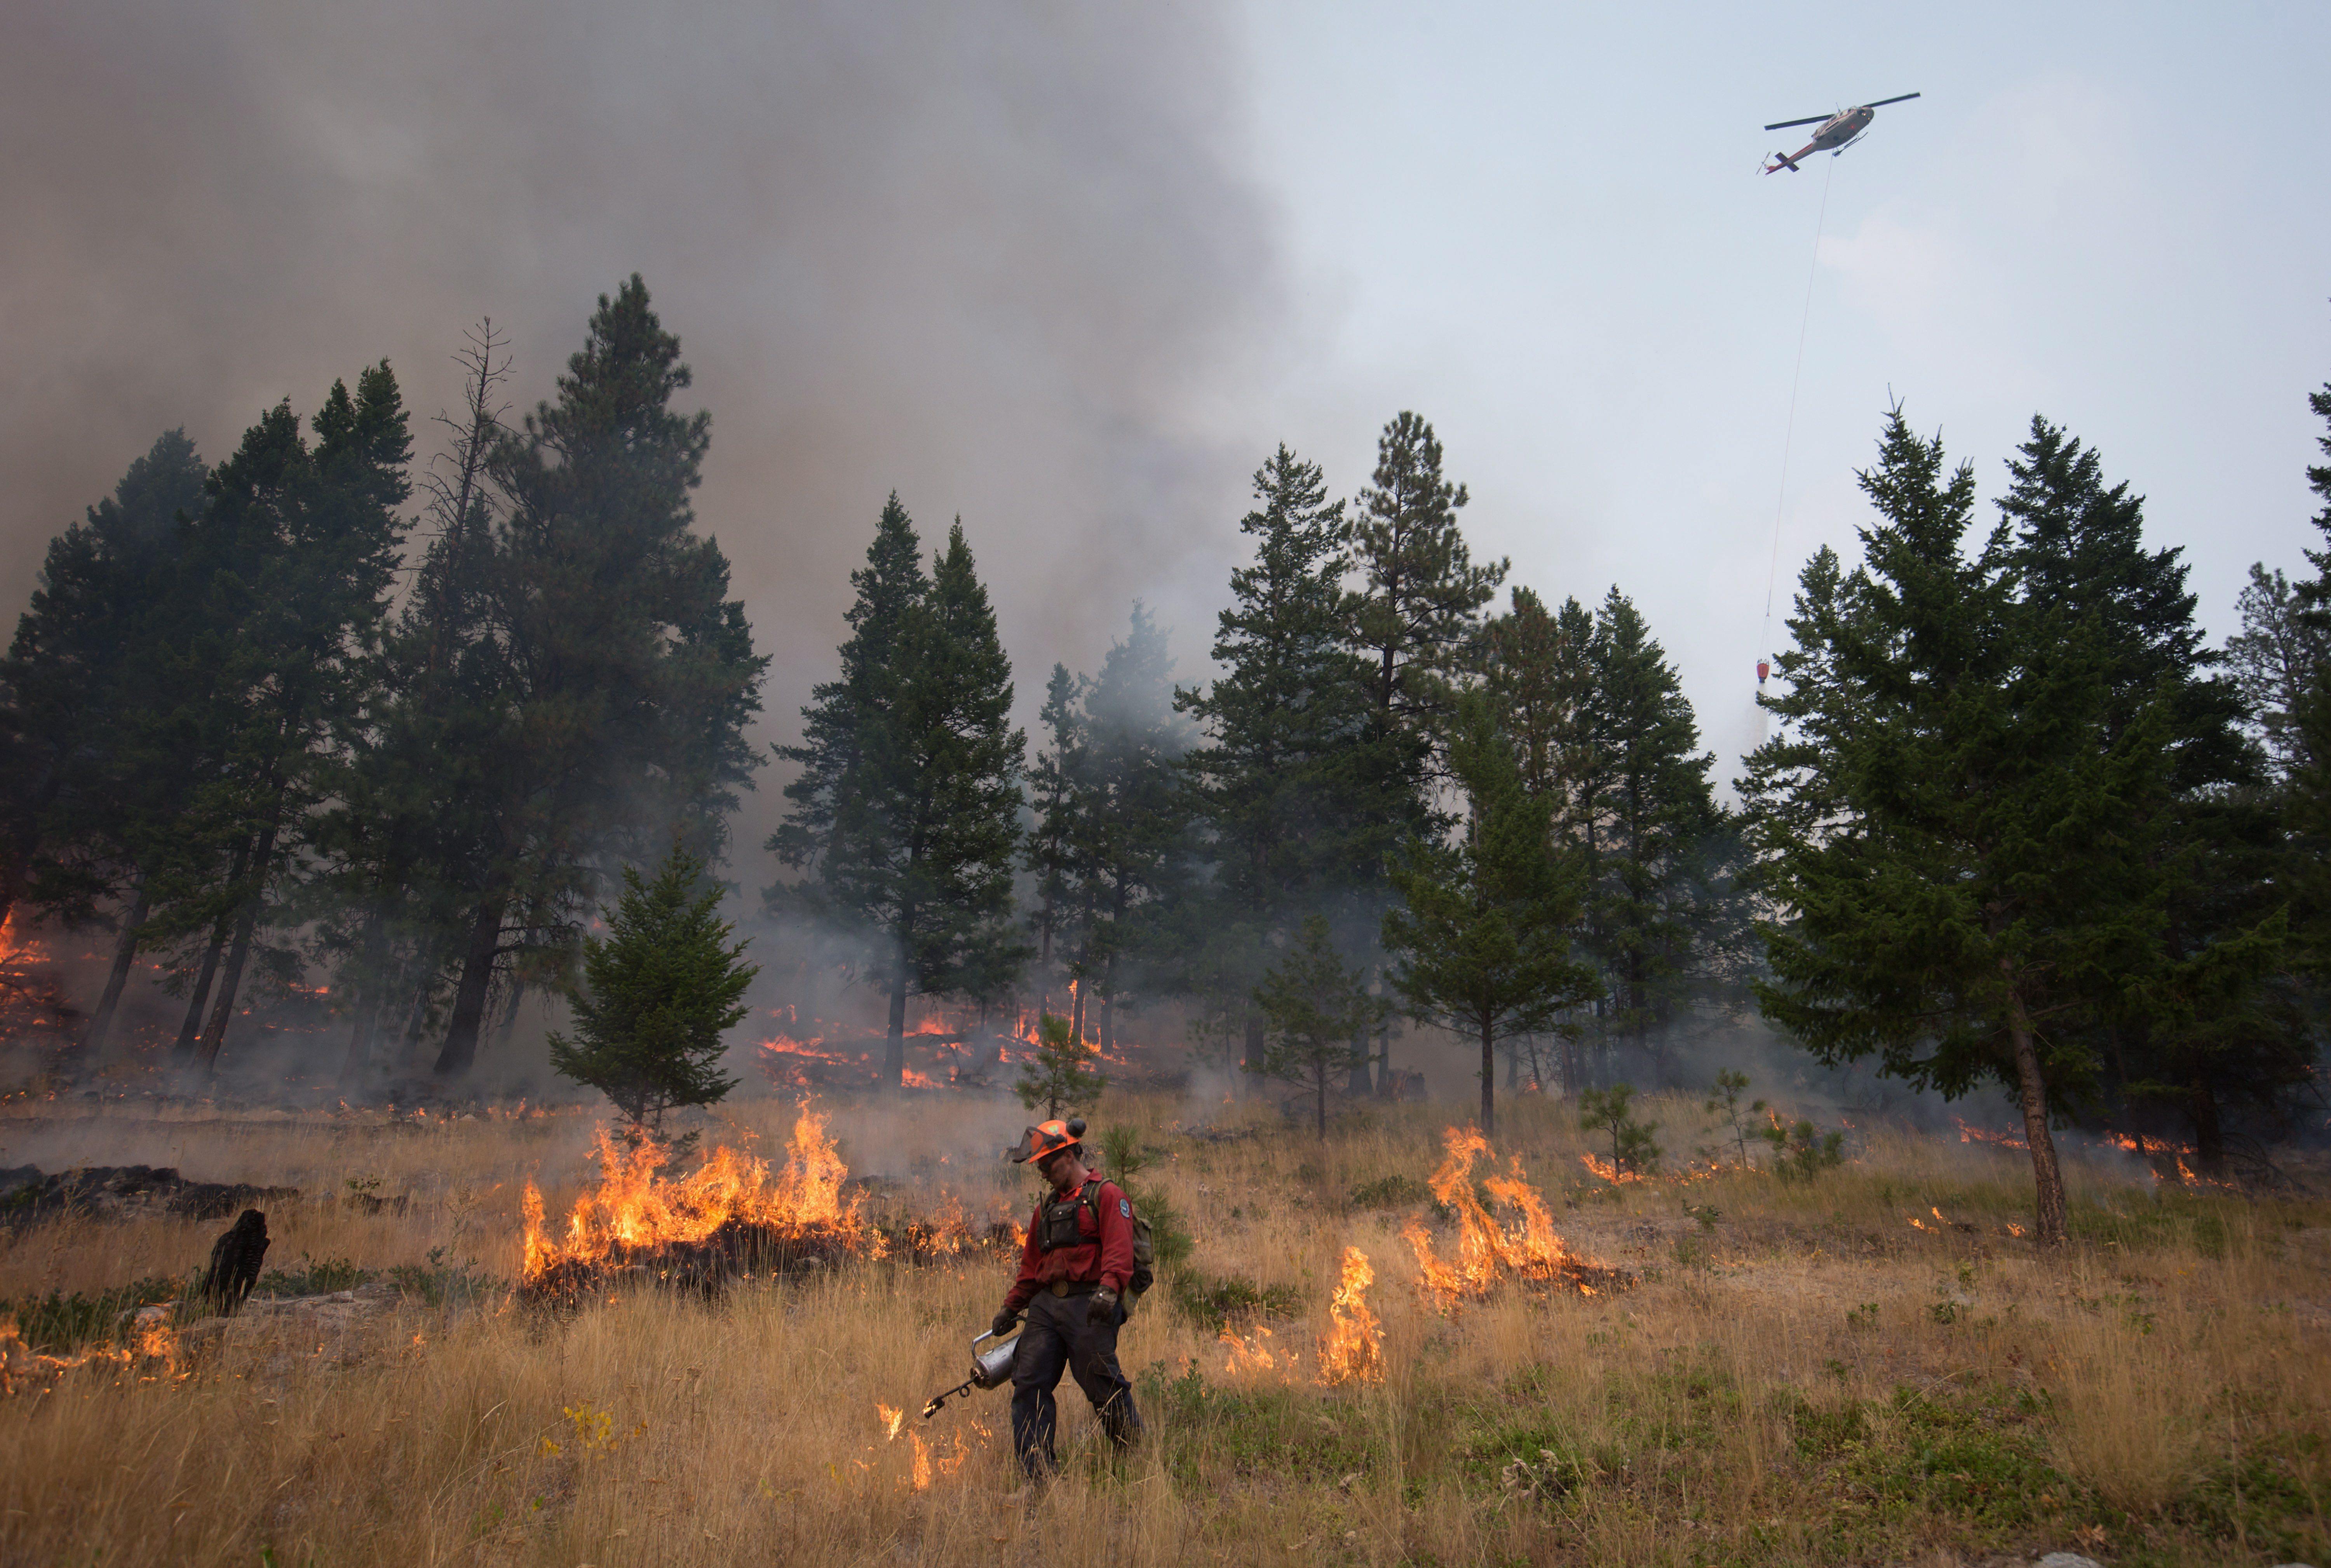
top-left (434, 277), bottom-right (765, 1078)
top-left (1744, 410), bottom-right (2185, 1245)
top-left (1178, 447), bottom-right (1425, 1078)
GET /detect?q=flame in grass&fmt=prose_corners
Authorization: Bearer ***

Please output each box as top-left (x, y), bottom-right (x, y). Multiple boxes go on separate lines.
top-left (1218, 1323), bottom-right (1294, 1379)
top-left (521, 1109), bottom-right (880, 1287)
top-left (1317, 1247), bottom-right (1384, 1386)
top-left (2, 1309), bottom-right (179, 1396)
top-left (1404, 1128), bottom-right (1599, 1312)
top-left (875, 1402), bottom-right (944, 1489)
top-left (1578, 1152), bottom-right (1647, 1185)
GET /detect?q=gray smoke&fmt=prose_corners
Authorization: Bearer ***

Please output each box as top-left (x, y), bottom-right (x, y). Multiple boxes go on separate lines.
top-left (1, 0), bottom-right (1284, 864)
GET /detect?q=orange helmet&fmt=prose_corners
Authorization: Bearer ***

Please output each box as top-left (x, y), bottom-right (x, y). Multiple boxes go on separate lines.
top-left (1008, 1117), bottom-right (1087, 1164)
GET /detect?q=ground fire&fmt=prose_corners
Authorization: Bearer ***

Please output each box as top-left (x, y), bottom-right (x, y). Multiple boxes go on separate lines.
top-left (519, 1108), bottom-right (1003, 1307)
top-left (1316, 1246), bottom-right (1384, 1385)
top-left (1403, 1127), bottom-right (1627, 1311)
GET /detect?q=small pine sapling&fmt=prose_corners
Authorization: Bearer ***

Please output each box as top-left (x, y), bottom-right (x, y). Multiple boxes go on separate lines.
top-left (1704, 1070), bottom-right (1767, 1167)
top-left (548, 842), bottom-right (756, 1145)
top-left (1578, 1082), bottom-right (1661, 1175)
top-left (1015, 1011), bottom-right (1105, 1119)
top-left (1759, 1116), bottom-right (1846, 1182)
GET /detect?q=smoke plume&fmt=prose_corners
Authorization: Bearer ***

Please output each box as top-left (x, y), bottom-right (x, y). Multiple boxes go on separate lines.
top-left (1, 1), bottom-right (1285, 862)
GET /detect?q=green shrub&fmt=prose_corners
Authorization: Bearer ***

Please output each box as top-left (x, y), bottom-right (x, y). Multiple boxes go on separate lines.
top-left (1167, 1268), bottom-right (1301, 1332)
top-left (256, 1255), bottom-right (373, 1297)
top-left (0, 1276), bottom-right (182, 1352)
top-left (1348, 1173), bottom-right (1432, 1210)
top-left (1759, 1117), bottom-right (1845, 1181)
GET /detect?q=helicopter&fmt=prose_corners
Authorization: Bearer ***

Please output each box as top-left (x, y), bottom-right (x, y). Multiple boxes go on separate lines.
top-left (1761, 92), bottom-right (1920, 173)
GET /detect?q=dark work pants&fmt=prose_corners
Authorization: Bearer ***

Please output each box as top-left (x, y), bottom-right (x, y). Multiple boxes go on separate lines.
top-left (1009, 1289), bottom-right (1142, 1475)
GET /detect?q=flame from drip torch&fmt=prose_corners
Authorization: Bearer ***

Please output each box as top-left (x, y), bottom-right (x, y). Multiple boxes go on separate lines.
top-left (1317, 1246), bottom-right (1384, 1385)
top-left (1403, 1128), bottom-right (1578, 1312)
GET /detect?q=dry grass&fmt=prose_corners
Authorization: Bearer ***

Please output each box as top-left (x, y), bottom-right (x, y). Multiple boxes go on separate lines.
top-left (2, 1086), bottom-right (2327, 1567)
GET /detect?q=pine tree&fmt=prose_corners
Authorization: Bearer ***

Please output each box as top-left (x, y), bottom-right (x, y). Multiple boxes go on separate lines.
top-left (434, 277), bottom-right (766, 1079)
top-left (2279, 382), bottom-right (2331, 980)
top-left (1023, 661), bottom-right (1089, 969)
top-left (0, 431), bottom-right (210, 1057)
top-left (1254, 914), bottom-right (1380, 1139)
top-left (1580, 588), bottom-right (1733, 1081)
top-left (816, 520), bottom-right (1028, 1087)
top-left (1348, 412), bottom-right (1507, 744)
top-left (167, 368), bottom-right (413, 1075)
top-left (2000, 416), bottom-right (2294, 1176)
top-left (1178, 446), bottom-right (1426, 1080)
top-left (771, 492), bottom-right (927, 877)
top-left (1742, 409), bottom-right (2183, 1245)
top-left (1071, 604), bottom-right (1195, 1050)
top-left (1381, 692), bottom-right (1598, 1136)
top-left (548, 841), bottom-right (755, 1138)
top-left (2226, 563), bottom-right (2325, 780)
top-left (318, 323), bottom-right (514, 1085)
top-left (1015, 1010), bottom-right (1105, 1119)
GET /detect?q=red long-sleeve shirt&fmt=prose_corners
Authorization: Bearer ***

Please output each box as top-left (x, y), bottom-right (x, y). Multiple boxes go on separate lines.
top-left (1002, 1178), bottom-right (1134, 1312)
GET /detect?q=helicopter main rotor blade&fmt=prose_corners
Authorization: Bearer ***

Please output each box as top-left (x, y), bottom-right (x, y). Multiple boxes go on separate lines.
top-left (1763, 114), bottom-right (1829, 130)
top-left (1865, 92), bottom-right (1921, 108)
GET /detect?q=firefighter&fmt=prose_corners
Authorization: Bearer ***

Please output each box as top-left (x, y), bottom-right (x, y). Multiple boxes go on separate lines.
top-left (993, 1117), bottom-right (1143, 1475)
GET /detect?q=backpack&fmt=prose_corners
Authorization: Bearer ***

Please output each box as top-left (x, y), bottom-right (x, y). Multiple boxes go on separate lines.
top-left (1078, 1179), bottom-right (1156, 1316)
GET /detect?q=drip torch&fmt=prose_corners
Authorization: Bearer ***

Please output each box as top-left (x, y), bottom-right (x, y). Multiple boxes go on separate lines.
top-left (922, 1328), bottom-right (1018, 1419)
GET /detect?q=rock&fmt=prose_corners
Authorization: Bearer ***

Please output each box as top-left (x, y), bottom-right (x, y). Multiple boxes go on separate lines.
top-left (0, 1165), bottom-right (301, 1227)
top-left (2037, 1555), bottom-right (2105, 1568)
top-left (178, 1283), bottom-right (405, 1378)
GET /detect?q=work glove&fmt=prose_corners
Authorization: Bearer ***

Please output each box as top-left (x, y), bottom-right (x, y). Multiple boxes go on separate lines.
top-left (991, 1307), bottom-right (1020, 1338)
top-left (1085, 1288), bottom-right (1119, 1328)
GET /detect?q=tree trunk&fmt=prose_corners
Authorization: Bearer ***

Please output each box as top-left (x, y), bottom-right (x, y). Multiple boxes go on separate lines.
top-left (339, 994), bottom-right (381, 1088)
top-left (82, 881), bottom-right (150, 1059)
top-left (2007, 989), bottom-right (2068, 1248)
top-left (2188, 1079), bottom-right (2227, 1181)
top-left (395, 948), bottom-right (442, 1074)
top-left (1479, 1019), bottom-right (1496, 1138)
top-left (171, 927), bottom-right (228, 1060)
top-left (432, 894), bottom-right (508, 1077)
top-left (1244, 1013), bottom-right (1267, 1095)
top-left (883, 931), bottom-right (909, 1089)
top-left (1347, 1009), bottom-right (1373, 1095)
top-left (493, 980), bottom-right (526, 1050)
top-left (336, 912), bottom-right (390, 1086)
top-left (195, 814), bottom-right (283, 1074)
top-left (1070, 967), bottom-right (1086, 1046)
top-left (172, 839), bottom-right (253, 1060)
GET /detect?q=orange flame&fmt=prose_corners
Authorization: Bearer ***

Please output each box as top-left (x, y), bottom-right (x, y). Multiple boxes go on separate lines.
top-left (1218, 1323), bottom-right (1294, 1379)
top-left (1578, 1152), bottom-right (1646, 1185)
top-left (519, 1109), bottom-right (880, 1284)
top-left (1403, 1128), bottom-right (1578, 1311)
top-left (1316, 1247), bottom-right (1383, 1385)
top-left (1953, 1117), bottom-right (2026, 1149)
top-left (2, 1310), bottom-right (179, 1395)
top-left (875, 1401), bottom-right (933, 1488)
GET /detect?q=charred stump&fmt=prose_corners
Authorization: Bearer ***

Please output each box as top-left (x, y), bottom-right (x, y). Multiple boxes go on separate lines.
top-left (192, 1208), bottom-right (269, 1317)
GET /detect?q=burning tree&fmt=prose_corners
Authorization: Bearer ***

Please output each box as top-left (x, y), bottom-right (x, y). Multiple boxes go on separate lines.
top-left (549, 841), bottom-right (756, 1140)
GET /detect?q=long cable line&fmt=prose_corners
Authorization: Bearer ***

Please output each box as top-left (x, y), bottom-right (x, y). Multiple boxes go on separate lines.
top-left (1758, 154), bottom-right (1836, 676)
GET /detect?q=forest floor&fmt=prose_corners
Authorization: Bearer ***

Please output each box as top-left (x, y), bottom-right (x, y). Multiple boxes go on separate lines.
top-left (0, 1085), bottom-right (2326, 1568)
